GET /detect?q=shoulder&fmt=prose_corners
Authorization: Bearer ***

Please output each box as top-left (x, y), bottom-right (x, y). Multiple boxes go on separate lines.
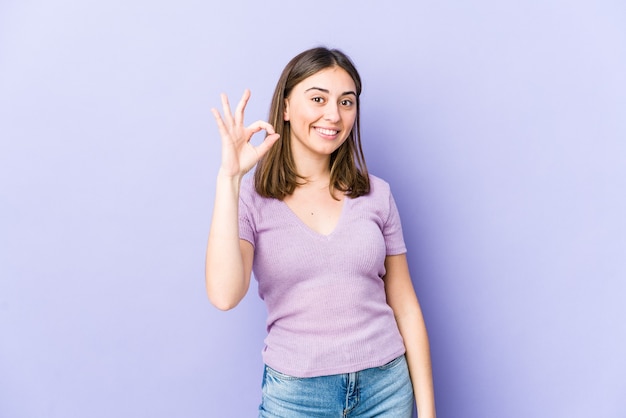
top-left (239, 174), bottom-right (253, 198)
top-left (239, 174), bottom-right (259, 209)
top-left (366, 174), bottom-right (392, 196)
top-left (350, 174), bottom-right (394, 212)
top-left (239, 173), bottom-right (276, 210)
top-left (361, 174), bottom-right (402, 220)
top-left (240, 174), bottom-right (255, 195)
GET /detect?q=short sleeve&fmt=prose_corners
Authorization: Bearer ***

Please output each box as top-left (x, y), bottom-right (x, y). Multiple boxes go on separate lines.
top-left (238, 179), bottom-right (256, 247)
top-left (383, 191), bottom-right (407, 256)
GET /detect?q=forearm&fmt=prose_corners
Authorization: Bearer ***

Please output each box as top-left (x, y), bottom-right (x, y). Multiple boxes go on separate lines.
top-left (205, 171), bottom-right (248, 310)
top-left (396, 309), bottom-right (436, 418)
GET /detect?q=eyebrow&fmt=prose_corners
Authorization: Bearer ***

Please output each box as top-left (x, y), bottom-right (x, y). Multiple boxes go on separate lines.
top-left (304, 87), bottom-right (357, 96)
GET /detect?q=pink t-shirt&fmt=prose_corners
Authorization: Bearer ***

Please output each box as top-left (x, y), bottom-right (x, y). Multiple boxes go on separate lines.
top-left (239, 174), bottom-right (407, 378)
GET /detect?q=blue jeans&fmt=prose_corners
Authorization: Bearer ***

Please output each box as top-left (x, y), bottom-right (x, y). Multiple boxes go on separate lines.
top-left (259, 355), bottom-right (414, 417)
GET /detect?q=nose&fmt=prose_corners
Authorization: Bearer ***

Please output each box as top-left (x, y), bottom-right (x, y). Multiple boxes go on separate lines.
top-left (323, 102), bottom-right (340, 123)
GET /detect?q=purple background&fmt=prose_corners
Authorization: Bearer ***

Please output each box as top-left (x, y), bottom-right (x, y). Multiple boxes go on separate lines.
top-left (1, 1), bottom-right (625, 417)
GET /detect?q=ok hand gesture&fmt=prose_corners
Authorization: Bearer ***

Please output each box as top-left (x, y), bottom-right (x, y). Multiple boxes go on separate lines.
top-left (211, 89), bottom-right (280, 178)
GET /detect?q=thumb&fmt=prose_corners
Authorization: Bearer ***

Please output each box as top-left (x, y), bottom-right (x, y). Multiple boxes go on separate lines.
top-left (254, 133), bottom-right (280, 159)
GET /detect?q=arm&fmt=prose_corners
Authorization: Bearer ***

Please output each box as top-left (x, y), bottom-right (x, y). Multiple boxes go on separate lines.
top-left (205, 90), bottom-right (279, 310)
top-left (384, 254), bottom-right (436, 418)
top-left (205, 174), bottom-right (254, 310)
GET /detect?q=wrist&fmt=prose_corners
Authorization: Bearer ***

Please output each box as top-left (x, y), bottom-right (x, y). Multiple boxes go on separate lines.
top-left (217, 168), bottom-right (245, 183)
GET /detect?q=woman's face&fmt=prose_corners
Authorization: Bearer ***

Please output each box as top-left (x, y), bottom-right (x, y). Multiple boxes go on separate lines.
top-left (284, 66), bottom-right (357, 162)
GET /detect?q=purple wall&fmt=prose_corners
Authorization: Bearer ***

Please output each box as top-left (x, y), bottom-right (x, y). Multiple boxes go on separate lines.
top-left (1, 1), bottom-right (624, 417)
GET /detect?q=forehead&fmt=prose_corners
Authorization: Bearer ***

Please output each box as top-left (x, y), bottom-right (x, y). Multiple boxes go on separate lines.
top-left (295, 66), bottom-right (356, 94)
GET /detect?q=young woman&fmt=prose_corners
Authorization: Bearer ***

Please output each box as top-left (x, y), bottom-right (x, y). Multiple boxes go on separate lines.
top-left (206, 47), bottom-right (436, 418)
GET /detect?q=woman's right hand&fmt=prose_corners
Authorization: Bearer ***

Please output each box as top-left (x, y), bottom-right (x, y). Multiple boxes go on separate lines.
top-left (211, 89), bottom-right (280, 178)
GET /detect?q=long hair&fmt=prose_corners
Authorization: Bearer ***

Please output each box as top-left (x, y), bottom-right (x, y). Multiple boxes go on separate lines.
top-left (254, 47), bottom-right (370, 199)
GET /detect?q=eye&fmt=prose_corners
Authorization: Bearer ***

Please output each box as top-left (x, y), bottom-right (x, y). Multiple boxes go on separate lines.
top-left (312, 96), bottom-right (325, 103)
top-left (341, 99), bottom-right (354, 107)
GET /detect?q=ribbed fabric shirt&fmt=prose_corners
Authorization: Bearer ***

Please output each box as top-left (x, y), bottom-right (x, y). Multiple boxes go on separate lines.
top-left (238, 174), bottom-right (407, 378)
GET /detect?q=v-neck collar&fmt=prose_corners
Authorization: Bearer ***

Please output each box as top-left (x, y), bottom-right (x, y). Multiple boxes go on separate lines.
top-left (279, 196), bottom-right (349, 238)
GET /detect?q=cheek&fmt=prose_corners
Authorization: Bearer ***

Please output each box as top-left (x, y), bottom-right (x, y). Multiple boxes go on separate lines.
top-left (343, 112), bottom-right (357, 130)
top-left (303, 106), bottom-right (323, 121)
top-left (290, 105), bottom-right (312, 123)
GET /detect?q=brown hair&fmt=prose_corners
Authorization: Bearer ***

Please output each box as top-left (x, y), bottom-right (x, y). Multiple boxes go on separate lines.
top-left (254, 47), bottom-right (370, 199)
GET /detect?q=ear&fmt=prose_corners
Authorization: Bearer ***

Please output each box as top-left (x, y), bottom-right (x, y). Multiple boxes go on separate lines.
top-left (283, 98), bottom-right (290, 121)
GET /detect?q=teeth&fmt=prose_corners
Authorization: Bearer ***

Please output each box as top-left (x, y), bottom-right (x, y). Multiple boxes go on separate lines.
top-left (316, 128), bottom-right (338, 136)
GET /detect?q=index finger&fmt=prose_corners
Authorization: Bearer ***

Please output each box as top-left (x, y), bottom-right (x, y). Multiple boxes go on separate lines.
top-left (247, 120), bottom-right (276, 136)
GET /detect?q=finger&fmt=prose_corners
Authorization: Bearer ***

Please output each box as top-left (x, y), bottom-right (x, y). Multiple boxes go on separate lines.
top-left (247, 120), bottom-right (277, 136)
top-left (234, 89), bottom-right (251, 126)
top-left (254, 133), bottom-right (280, 159)
top-left (220, 93), bottom-right (234, 125)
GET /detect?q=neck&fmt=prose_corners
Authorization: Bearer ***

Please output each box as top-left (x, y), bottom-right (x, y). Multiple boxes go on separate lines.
top-left (294, 155), bottom-right (331, 185)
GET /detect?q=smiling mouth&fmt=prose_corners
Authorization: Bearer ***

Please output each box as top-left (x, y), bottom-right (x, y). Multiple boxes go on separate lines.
top-left (315, 127), bottom-right (339, 136)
